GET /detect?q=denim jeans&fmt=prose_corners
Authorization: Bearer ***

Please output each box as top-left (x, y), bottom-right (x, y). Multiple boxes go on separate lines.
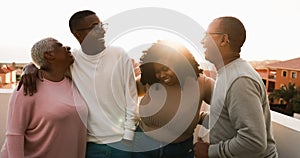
top-left (133, 127), bottom-right (194, 158)
top-left (86, 141), bottom-right (133, 158)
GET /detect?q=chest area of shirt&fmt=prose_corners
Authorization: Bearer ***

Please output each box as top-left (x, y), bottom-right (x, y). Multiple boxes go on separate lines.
top-left (33, 86), bottom-right (82, 119)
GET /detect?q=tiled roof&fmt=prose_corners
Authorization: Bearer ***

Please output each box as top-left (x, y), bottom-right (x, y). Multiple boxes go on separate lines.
top-left (257, 70), bottom-right (268, 79)
top-left (7, 66), bottom-right (16, 71)
top-left (266, 57), bottom-right (300, 70)
top-left (0, 68), bottom-right (10, 73)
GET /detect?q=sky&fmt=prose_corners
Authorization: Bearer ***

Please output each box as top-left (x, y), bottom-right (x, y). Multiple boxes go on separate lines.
top-left (0, 0), bottom-right (300, 64)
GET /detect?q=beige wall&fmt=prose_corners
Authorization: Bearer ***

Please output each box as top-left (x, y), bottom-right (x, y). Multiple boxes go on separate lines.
top-left (271, 111), bottom-right (300, 158)
top-left (0, 90), bottom-right (11, 147)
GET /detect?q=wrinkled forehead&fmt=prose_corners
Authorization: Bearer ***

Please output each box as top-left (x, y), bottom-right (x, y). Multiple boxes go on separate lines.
top-left (48, 39), bottom-right (62, 49)
top-left (49, 39), bottom-right (58, 45)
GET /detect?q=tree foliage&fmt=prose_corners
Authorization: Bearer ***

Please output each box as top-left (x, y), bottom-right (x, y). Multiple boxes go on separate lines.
top-left (269, 83), bottom-right (300, 112)
top-left (292, 93), bottom-right (300, 113)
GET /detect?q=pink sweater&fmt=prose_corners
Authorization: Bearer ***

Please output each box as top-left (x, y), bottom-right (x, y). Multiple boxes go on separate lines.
top-left (1, 78), bottom-right (88, 158)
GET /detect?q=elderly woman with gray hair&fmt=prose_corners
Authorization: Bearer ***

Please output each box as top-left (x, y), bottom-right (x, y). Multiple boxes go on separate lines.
top-left (0, 37), bottom-right (88, 158)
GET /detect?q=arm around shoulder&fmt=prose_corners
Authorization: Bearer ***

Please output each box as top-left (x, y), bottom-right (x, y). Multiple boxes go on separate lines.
top-left (17, 62), bottom-right (42, 96)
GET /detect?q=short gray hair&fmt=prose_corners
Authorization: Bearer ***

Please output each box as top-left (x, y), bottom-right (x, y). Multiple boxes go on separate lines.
top-left (31, 37), bottom-right (57, 68)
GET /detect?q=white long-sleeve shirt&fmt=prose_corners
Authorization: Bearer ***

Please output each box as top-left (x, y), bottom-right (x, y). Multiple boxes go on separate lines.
top-left (71, 46), bottom-right (138, 144)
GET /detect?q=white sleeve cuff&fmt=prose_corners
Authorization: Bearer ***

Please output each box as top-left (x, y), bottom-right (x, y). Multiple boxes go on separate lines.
top-left (123, 129), bottom-right (135, 141)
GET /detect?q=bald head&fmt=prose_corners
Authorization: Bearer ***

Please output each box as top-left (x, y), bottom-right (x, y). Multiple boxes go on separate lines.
top-left (214, 16), bottom-right (246, 53)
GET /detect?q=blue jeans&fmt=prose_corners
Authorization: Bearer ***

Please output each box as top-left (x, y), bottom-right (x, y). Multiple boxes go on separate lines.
top-left (133, 127), bottom-right (194, 158)
top-left (86, 141), bottom-right (133, 158)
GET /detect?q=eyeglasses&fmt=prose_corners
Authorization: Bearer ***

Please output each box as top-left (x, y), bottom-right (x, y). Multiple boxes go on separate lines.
top-left (204, 32), bottom-right (225, 38)
top-left (203, 32), bottom-right (230, 43)
top-left (77, 23), bottom-right (108, 32)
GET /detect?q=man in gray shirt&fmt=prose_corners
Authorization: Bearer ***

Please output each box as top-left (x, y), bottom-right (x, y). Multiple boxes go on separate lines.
top-left (194, 16), bottom-right (278, 158)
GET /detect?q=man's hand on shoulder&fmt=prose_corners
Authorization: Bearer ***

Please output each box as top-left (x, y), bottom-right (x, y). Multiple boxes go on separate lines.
top-left (17, 63), bottom-right (44, 96)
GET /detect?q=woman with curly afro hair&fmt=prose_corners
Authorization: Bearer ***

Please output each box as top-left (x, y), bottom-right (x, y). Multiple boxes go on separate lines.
top-left (134, 40), bottom-right (214, 158)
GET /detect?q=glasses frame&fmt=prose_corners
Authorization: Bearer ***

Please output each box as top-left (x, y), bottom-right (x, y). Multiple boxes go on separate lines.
top-left (205, 32), bottom-right (225, 37)
top-left (204, 32), bottom-right (230, 43)
top-left (76, 23), bottom-right (108, 32)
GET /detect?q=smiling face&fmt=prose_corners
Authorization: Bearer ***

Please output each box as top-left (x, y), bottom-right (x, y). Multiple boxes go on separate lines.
top-left (153, 63), bottom-right (179, 86)
top-left (201, 17), bottom-right (246, 69)
top-left (31, 37), bottom-right (73, 71)
top-left (49, 40), bottom-right (74, 69)
top-left (73, 14), bottom-right (106, 54)
top-left (201, 19), bottom-right (225, 65)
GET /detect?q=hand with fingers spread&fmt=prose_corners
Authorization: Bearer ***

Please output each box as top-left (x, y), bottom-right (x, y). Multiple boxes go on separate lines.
top-left (194, 137), bottom-right (209, 158)
top-left (17, 63), bottom-right (44, 96)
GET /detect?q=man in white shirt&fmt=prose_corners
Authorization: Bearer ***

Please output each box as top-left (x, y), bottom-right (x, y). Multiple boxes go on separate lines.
top-left (68, 10), bottom-right (138, 158)
top-left (19, 10), bottom-right (138, 158)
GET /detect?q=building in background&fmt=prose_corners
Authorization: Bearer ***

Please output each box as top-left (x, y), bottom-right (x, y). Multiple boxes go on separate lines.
top-left (253, 57), bottom-right (300, 104)
top-left (0, 63), bottom-right (23, 89)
